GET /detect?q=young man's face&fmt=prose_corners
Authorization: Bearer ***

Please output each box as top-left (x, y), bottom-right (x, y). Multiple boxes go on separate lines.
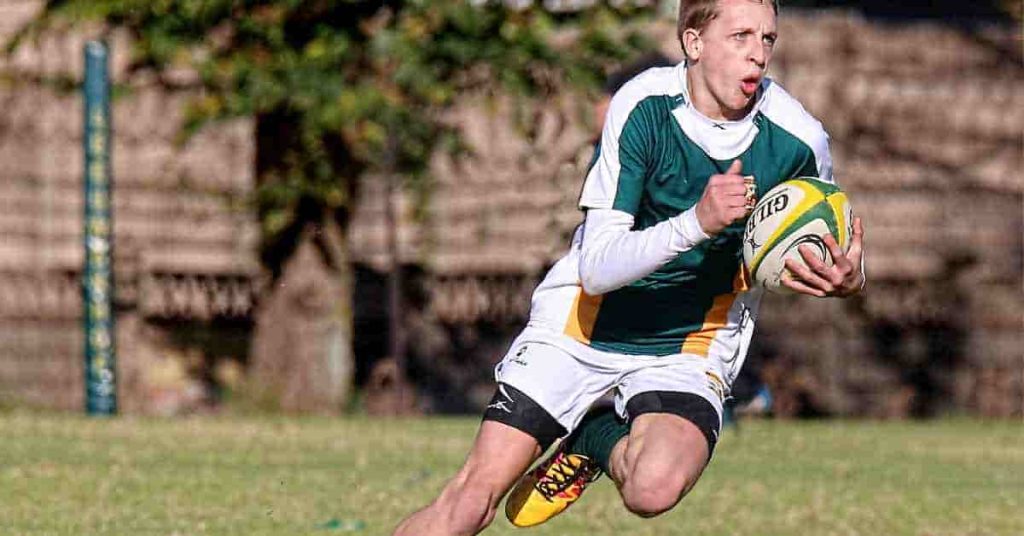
top-left (687, 0), bottom-right (777, 119)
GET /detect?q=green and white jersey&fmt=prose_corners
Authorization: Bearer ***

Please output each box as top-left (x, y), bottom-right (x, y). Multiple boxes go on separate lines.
top-left (527, 62), bottom-right (834, 371)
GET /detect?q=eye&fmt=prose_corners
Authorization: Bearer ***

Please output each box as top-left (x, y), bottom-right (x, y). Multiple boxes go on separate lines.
top-left (732, 31), bottom-right (750, 41)
top-left (763, 34), bottom-right (777, 46)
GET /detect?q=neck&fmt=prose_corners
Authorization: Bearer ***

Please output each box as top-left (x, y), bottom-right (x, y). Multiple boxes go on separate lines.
top-left (685, 64), bottom-right (753, 122)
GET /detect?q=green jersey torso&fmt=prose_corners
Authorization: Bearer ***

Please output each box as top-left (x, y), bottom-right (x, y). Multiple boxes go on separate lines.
top-left (527, 63), bottom-right (834, 369)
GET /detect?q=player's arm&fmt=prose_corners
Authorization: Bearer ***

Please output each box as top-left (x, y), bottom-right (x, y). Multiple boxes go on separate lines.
top-left (578, 160), bottom-right (749, 295)
top-left (578, 207), bottom-right (706, 295)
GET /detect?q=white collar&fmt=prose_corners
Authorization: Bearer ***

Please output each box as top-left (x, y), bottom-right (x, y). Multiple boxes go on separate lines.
top-left (672, 62), bottom-right (770, 160)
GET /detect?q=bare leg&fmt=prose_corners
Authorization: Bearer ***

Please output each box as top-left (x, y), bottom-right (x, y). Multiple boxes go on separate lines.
top-left (393, 420), bottom-right (541, 536)
top-left (606, 413), bottom-right (711, 517)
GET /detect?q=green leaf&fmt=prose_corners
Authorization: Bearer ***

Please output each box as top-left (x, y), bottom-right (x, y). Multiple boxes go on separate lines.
top-left (10, 0), bottom-right (653, 256)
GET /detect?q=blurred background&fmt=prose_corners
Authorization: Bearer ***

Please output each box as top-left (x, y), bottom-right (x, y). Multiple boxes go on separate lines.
top-left (0, 0), bottom-right (1020, 420)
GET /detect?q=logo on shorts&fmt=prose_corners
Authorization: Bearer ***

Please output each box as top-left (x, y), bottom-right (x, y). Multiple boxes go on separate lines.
top-left (509, 345), bottom-right (529, 366)
top-left (487, 385), bottom-right (515, 414)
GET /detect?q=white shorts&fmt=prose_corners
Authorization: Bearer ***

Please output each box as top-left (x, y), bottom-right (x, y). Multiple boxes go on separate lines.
top-left (493, 326), bottom-right (727, 437)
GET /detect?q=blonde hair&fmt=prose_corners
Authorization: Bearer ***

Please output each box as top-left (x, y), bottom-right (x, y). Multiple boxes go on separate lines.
top-left (677, 0), bottom-right (780, 56)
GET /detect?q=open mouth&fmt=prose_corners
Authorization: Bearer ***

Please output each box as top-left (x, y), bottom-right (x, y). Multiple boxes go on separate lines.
top-left (741, 75), bottom-right (761, 96)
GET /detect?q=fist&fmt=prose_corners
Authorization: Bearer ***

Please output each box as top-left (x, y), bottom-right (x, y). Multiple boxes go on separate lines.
top-left (695, 159), bottom-right (751, 236)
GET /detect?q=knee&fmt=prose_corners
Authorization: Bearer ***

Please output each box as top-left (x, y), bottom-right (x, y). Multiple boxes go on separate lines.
top-left (621, 474), bottom-right (693, 518)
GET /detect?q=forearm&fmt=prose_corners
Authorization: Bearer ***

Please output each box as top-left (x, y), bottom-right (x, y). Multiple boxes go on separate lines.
top-left (579, 208), bottom-right (708, 295)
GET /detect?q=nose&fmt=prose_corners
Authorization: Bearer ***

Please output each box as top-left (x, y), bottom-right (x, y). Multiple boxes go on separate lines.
top-left (749, 41), bottom-right (766, 68)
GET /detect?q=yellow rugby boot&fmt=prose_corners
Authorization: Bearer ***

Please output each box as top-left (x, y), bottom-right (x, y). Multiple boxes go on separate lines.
top-left (505, 449), bottom-right (602, 527)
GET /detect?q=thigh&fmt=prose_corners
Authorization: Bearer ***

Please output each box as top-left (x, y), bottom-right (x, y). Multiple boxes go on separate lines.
top-left (622, 412), bottom-right (710, 492)
top-left (615, 359), bottom-right (725, 460)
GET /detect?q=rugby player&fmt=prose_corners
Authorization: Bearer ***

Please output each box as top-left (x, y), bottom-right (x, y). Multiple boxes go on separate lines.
top-left (394, 1), bottom-right (865, 533)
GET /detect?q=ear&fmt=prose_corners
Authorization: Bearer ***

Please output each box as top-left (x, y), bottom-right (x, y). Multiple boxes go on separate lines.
top-left (682, 28), bottom-right (702, 61)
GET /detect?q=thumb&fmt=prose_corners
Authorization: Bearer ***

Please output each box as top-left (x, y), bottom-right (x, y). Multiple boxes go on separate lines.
top-left (846, 217), bottom-right (864, 258)
top-left (726, 159), bottom-right (743, 175)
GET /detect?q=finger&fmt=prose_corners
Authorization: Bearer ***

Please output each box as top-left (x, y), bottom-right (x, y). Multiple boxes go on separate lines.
top-left (822, 234), bottom-right (851, 271)
top-left (723, 192), bottom-right (750, 205)
top-left (786, 257), bottom-right (835, 293)
top-left (726, 159), bottom-right (743, 175)
top-left (846, 217), bottom-right (864, 261)
top-left (726, 208), bottom-right (748, 222)
top-left (715, 206), bottom-right (747, 224)
top-left (781, 270), bottom-right (826, 297)
top-left (797, 244), bottom-right (827, 272)
top-left (713, 182), bottom-right (748, 196)
top-left (710, 174), bottom-right (746, 187)
top-left (799, 244), bottom-right (848, 286)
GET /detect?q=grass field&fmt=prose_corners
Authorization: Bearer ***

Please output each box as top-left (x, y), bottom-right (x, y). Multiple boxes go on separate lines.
top-left (0, 412), bottom-right (1021, 536)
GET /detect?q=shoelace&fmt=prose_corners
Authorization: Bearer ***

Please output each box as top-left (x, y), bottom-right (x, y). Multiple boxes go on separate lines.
top-left (535, 454), bottom-right (591, 501)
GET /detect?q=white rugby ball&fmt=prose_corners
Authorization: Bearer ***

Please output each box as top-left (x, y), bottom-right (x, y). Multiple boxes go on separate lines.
top-left (742, 178), bottom-right (853, 292)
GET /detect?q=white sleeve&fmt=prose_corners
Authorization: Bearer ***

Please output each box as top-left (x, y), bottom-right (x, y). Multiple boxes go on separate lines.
top-left (809, 126), bottom-right (834, 184)
top-left (579, 208), bottom-right (709, 295)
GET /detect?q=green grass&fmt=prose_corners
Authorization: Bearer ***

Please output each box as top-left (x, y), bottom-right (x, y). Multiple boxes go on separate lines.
top-left (0, 413), bottom-right (1021, 535)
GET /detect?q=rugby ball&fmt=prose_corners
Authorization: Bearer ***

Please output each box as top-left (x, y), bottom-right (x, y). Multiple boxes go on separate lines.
top-left (742, 178), bottom-right (853, 292)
